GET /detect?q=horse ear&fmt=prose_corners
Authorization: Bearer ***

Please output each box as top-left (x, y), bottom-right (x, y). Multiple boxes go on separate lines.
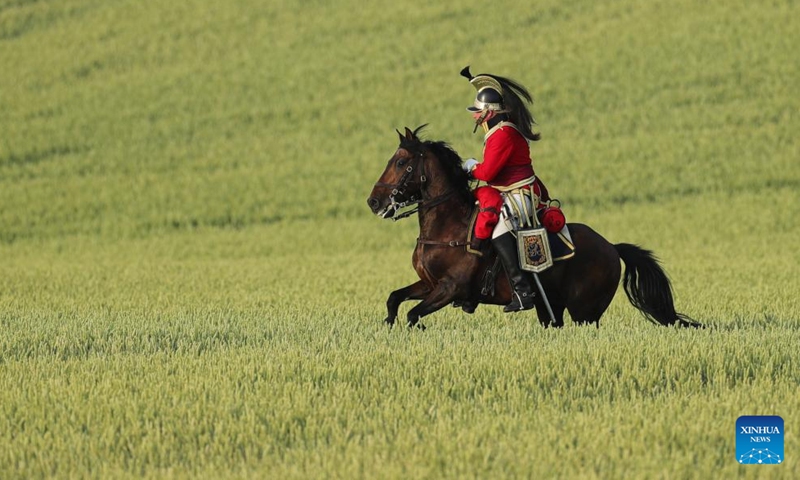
top-left (413, 124), bottom-right (428, 137)
top-left (396, 129), bottom-right (404, 142)
top-left (404, 127), bottom-right (414, 140)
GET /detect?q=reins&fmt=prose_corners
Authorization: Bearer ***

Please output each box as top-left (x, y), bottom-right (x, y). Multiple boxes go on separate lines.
top-left (374, 144), bottom-right (471, 248)
top-left (401, 149), bottom-right (470, 247)
top-left (415, 188), bottom-right (469, 247)
top-left (373, 149), bottom-right (459, 222)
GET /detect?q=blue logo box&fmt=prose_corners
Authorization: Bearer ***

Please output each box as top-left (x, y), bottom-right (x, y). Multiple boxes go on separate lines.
top-left (736, 415), bottom-right (784, 465)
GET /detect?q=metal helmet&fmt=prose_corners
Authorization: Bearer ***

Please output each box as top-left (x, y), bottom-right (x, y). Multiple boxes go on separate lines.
top-left (460, 66), bottom-right (541, 141)
top-left (466, 84), bottom-right (505, 113)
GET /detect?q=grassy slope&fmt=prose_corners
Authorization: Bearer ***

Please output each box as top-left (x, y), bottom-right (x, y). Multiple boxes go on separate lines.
top-left (1, 0), bottom-right (799, 478)
top-left (1, 0), bottom-right (797, 240)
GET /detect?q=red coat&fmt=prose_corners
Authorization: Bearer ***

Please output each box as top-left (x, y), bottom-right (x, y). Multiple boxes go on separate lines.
top-left (472, 124), bottom-right (535, 187)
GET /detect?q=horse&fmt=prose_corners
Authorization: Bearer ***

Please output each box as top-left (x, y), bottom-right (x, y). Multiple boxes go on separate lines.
top-left (367, 126), bottom-right (701, 330)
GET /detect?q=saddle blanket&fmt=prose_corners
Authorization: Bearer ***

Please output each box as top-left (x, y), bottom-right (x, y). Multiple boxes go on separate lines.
top-left (550, 226), bottom-right (576, 262)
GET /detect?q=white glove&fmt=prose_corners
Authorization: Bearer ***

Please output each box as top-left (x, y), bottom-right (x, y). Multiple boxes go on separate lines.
top-left (462, 158), bottom-right (479, 173)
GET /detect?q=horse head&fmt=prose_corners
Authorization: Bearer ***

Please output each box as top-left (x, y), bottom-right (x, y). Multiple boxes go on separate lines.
top-left (368, 126), bottom-right (473, 219)
top-left (367, 126), bottom-right (430, 219)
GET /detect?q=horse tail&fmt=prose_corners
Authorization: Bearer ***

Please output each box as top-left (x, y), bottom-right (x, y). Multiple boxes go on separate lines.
top-left (615, 243), bottom-right (702, 328)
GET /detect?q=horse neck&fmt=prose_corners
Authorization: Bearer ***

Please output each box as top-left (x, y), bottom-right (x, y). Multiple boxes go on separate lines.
top-left (417, 158), bottom-right (471, 238)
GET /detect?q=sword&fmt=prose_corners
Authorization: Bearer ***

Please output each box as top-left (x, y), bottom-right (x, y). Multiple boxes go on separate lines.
top-left (506, 199), bottom-right (557, 325)
top-left (531, 270), bottom-right (557, 325)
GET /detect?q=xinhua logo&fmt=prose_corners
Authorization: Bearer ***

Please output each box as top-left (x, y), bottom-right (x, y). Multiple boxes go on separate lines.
top-left (736, 415), bottom-right (784, 465)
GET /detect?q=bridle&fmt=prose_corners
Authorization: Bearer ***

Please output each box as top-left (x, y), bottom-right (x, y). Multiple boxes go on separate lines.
top-left (373, 148), bottom-right (455, 221)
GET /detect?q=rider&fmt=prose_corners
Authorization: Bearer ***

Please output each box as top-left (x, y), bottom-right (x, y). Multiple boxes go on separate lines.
top-left (460, 66), bottom-right (551, 312)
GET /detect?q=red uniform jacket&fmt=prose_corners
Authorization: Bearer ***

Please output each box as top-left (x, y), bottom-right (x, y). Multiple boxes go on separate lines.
top-left (470, 123), bottom-right (551, 240)
top-left (472, 123), bottom-right (535, 187)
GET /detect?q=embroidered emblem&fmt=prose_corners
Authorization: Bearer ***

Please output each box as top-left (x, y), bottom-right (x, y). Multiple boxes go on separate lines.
top-left (517, 227), bottom-right (554, 273)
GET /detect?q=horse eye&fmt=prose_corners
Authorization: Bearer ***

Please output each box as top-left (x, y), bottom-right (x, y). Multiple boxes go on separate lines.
top-left (397, 158), bottom-right (407, 167)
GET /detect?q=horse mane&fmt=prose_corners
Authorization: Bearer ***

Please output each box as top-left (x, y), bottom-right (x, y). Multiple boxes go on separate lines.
top-left (399, 128), bottom-right (474, 205)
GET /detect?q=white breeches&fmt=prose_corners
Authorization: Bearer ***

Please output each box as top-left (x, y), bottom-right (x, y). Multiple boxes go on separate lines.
top-left (492, 190), bottom-right (537, 239)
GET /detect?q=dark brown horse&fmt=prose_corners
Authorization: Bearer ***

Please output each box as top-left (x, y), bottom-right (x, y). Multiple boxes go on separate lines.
top-left (367, 126), bottom-right (700, 330)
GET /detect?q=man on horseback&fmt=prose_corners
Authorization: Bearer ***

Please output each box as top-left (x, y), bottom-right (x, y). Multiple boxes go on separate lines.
top-left (460, 66), bottom-right (551, 313)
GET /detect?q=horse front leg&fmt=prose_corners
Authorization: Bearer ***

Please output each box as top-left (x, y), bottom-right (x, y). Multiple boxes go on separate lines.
top-left (384, 280), bottom-right (431, 327)
top-left (406, 279), bottom-right (459, 330)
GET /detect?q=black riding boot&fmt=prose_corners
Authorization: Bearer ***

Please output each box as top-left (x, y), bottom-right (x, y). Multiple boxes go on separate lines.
top-left (492, 232), bottom-right (536, 312)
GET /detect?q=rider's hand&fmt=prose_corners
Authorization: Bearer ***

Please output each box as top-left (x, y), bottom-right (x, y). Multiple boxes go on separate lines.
top-left (462, 158), bottom-right (479, 173)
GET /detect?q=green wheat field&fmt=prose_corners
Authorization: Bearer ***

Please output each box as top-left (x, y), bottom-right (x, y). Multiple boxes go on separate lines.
top-left (1, 0), bottom-right (798, 478)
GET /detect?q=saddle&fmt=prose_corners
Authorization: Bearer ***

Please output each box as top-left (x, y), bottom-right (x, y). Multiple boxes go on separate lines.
top-left (465, 205), bottom-right (576, 296)
top-left (466, 206), bottom-right (575, 260)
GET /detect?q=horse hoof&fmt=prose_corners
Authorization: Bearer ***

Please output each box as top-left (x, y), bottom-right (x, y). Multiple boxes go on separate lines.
top-left (453, 300), bottom-right (477, 314)
top-left (384, 317), bottom-right (396, 327)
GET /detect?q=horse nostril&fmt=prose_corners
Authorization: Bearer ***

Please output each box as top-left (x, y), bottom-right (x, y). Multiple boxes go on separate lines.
top-left (367, 197), bottom-right (379, 210)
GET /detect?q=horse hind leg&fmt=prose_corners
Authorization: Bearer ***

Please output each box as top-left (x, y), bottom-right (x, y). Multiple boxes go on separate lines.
top-left (452, 299), bottom-right (478, 314)
top-left (564, 230), bottom-right (622, 327)
top-left (567, 286), bottom-right (617, 327)
top-left (561, 262), bottom-right (619, 327)
top-left (535, 301), bottom-right (566, 328)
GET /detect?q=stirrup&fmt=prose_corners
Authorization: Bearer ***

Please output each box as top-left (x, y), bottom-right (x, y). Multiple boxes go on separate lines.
top-left (503, 292), bottom-right (535, 313)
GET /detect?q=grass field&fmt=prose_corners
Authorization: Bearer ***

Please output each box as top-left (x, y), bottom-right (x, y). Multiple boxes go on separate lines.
top-left (1, 0), bottom-right (799, 478)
